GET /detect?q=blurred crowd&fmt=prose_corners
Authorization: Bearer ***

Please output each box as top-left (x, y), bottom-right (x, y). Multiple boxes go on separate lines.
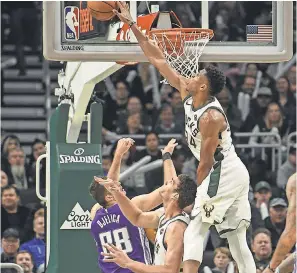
top-left (1, 1), bottom-right (296, 273)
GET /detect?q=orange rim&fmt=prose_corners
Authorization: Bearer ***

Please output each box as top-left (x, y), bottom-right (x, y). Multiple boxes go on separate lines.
top-left (149, 28), bottom-right (214, 40)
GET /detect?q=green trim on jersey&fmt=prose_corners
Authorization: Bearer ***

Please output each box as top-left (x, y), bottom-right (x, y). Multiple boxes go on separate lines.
top-left (207, 162), bottom-right (222, 198)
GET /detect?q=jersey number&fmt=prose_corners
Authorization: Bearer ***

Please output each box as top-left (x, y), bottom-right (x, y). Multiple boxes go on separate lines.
top-left (185, 131), bottom-right (197, 148)
top-left (99, 227), bottom-right (133, 253)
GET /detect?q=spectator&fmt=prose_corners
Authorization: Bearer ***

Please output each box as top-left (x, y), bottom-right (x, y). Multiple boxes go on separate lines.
top-left (276, 147), bottom-right (296, 189)
top-left (216, 86), bottom-right (242, 133)
top-left (246, 63), bottom-right (258, 78)
top-left (247, 157), bottom-right (271, 188)
top-left (20, 216), bottom-right (45, 268)
top-left (1, 185), bottom-right (33, 242)
top-left (155, 104), bottom-right (183, 135)
top-left (171, 151), bottom-right (186, 176)
top-left (182, 156), bottom-right (199, 182)
top-left (241, 87), bottom-right (273, 132)
top-left (1, 135), bottom-right (21, 171)
top-left (117, 96), bottom-right (152, 133)
top-left (286, 65), bottom-right (296, 94)
top-left (102, 155), bottom-right (112, 177)
top-left (134, 132), bottom-right (163, 192)
top-left (251, 228), bottom-right (272, 272)
top-left (256, 63), bottom-right (276, 92)
top-left (160, 83), bottom-right (174, 104)
top-left (239, 75), bottom-right (256, 96)
top-left (264, 198), bottom-right (287, 249)
top-left (28, 139), bottom-right (46, 190)
top-left (129, 63), bottom-right (160, 112)
top-left (3, 148), bottom-right (32, 189)
top-left (249, 102), bottom-right (289, 146)
top-left (103, 80), bottom-right (129, 131)
top-left (15, 250), bottom-right (34, 273)
top-left (170, 90), bottom-right (185, 128)
top-left (1, 170), bottom-right (9, 187)
top-left (275, 76), bottom-right (296, 122)
top-left (253, 181), bottom-right (272, 220)
top-left (1, 228), bottom-right (20, 273)
top-left (119, 113), bottom-right (145, 136)
top-left (236, 76), bottom-right (256, 121)
top-left (203, 247), bottom-right (232, 273)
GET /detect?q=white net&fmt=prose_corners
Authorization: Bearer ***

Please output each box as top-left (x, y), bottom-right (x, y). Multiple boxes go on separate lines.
top-left (150, 29), bottom-right (211, 79)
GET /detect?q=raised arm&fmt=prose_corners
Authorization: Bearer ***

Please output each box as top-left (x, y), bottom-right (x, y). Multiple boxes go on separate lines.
top-left (106, 138), bottom-right (134, 182)
top-left (95, 178), bottom-right (160, 229)
top-left (131, 139), bottom-right (179, 211)
top-left (264, 173), bottom-right (296, 273)
top-left (197, 110), bottom-right (227, 185)
top-left (114, 2), bottom-right (188, 99)
top-left (161, 139), bottom-right (178, 182)
top-left (103, 221), bottom-right (186, 273)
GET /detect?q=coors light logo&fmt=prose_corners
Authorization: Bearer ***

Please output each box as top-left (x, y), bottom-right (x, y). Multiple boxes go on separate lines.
top-left (60, 203), bottom-right (92, 229)
top-left (59, 148), bottom-right (101, 164)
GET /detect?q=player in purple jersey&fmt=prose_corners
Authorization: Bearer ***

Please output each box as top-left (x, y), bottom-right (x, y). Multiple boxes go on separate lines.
top-left (96, 139), bottom-right (197, 273)
top-left (89, 138), bottom-right (164, 273)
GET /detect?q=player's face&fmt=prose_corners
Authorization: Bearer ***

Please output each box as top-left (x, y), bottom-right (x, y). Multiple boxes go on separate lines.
top-left (160, 177), bottom-right (180, 201)
top-left (186, 70), bottom-right (208, 95)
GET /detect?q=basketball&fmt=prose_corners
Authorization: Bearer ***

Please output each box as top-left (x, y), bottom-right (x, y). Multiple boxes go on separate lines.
top-left (87, 1), bottom-right (117, 21)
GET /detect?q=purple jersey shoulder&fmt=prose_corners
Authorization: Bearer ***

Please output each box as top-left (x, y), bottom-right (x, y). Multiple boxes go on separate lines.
top-left (90, 204), bottom-right (151, 273)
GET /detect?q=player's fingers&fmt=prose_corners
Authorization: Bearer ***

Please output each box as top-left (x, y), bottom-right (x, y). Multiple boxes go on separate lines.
top-left (101, 252), bottom-right (114, 257)
top-left (94, 177), bottom-right (106, 183)
top-left (173, 143), bottom-right (178, 147)
top-left (98, 181), bottom-right (115, 188)
top-left (108, 243), bottom-right (119, 251)
top-left (103, 258), bottom-right (116, 263)
top-left (104, 244), bottom-right (115, 252)
top-left (117, 1), bottom-right (124, 11)
top-left (113, 9), bottom-right (120, 15)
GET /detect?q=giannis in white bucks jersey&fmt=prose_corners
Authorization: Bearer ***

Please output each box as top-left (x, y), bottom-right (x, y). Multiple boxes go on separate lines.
top-left (154, 212), bottom-right (190, 266)
top-left (183, 95), bottom-right (235, 164)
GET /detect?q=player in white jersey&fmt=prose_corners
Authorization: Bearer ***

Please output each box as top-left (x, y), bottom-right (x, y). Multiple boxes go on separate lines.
top-left (114, 2), bottom-right (256, 272)
top-left (96, 139), bottom-right (196, 273)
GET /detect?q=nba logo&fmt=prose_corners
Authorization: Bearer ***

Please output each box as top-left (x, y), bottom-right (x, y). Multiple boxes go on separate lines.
top-left (64, 6), bottom-right (79, 41)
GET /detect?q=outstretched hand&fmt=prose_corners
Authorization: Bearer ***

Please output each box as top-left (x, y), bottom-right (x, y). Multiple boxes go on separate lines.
top-left (113, 1), bottom-right (134, 25)
top-left (115, 138), bottom-right (135, 156)
top-left (94, 177), bottom-right (125, 195)
top-left (161, 138), bottom-right (178, 155)
top-left (102, 243), bottom-right (131, 268)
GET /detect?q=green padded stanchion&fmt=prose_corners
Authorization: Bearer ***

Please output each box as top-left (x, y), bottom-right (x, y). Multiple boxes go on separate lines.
top-left (46, 103), bottom-right (103, 273)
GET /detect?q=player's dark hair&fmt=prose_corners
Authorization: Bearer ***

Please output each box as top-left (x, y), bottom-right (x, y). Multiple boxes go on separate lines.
top-left (205, 65), bottom-right (226, 95)
top-left (89, 179), bottom-right (107, 207)
top-left (176, 174), bottom-right (197, 209)
top-left (252, 228), bottom-right (272, 241)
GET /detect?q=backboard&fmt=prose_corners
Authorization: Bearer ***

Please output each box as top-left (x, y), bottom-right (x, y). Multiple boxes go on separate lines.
top-left (43, 1), bottom-right (293, 63)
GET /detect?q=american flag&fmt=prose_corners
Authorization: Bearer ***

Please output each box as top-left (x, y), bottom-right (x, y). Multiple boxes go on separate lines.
top-left (246, 25), bottom-right (273, 42)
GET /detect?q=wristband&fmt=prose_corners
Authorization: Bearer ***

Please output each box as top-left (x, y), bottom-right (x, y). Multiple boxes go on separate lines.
top-left (128, 21), bottom-right (136, 27)
top-left (268, 264), bottom-right (276, 272)
top-left (162, 152), bottom-right (171, 161)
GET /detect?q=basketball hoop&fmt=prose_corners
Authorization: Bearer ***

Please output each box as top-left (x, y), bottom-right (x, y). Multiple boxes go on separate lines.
top-left (149, 28), bottom-right (214, 78)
